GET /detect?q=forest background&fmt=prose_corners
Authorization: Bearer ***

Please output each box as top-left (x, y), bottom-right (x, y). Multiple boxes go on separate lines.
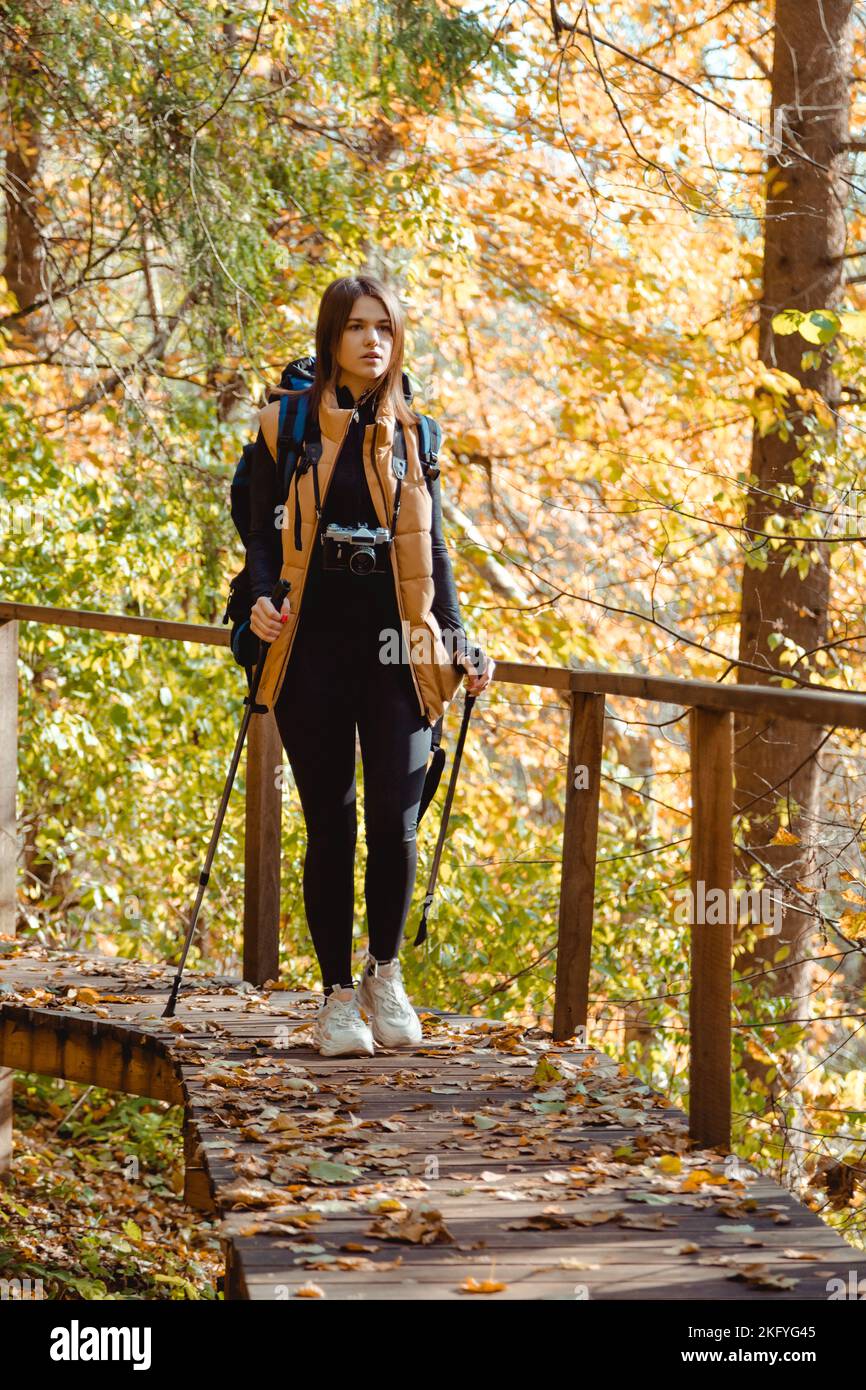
top-left (3, 0), bottom-right (866, 1249)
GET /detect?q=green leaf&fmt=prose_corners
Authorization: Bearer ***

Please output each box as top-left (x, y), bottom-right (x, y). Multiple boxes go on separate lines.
top-left (798, 310), bottom-right (839, 345)
top-left (771, 309), bottom-right (805, 336)
top-left (305, 1159), bottom-right (364, 1183)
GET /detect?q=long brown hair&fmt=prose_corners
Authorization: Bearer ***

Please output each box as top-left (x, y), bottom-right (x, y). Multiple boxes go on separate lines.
top-left (303, 275), bottom-right (419, 428)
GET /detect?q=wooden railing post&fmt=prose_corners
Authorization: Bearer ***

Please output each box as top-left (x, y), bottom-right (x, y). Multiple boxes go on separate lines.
top-left (0, 1068), bottom-right (12, 1181)
top-left (243, 709), bottom-right (282, 986)
top-left (0, 619), bottom-right (17, 937)
top-left (688, 705), bottom-right (733, 1150)
top-left (554, 691), bottom-right (605, 1041)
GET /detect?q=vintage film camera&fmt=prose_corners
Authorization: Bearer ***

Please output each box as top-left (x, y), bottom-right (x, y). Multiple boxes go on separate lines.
top-left (320, 522), bottom-right (393, 576)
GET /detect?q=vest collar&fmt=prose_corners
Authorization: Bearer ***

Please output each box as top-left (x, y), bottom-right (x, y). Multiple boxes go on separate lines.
top-left (319, 380), bottom-right (395, 441)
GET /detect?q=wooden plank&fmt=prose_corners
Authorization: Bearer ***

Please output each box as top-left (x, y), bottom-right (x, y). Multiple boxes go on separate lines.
top-left (554, 692), bottom-right (605, 1041)
top-left (0, 1067), bottom-right (11, 1181)
top-left (0, 1007), bottom-right (184, 1104)
top-left (243, 709), bottom-right (282, 986)
top-left (689, 706), bottom-right (733, 1150)
top-left (4, 943), bottom-right (866, 1304)
top-left (183, 1118), bottom-right (216, 1213)
top-left (0, 618), bottom-right (17, 937)
top-left (224, 1239), bottom-right (248, 1301)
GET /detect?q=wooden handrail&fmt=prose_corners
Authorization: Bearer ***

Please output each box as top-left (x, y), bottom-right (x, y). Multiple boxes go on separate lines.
top-left (0, 600), bottom-right (230, 648)
top-left (3, 598), bottom-right (860, 1151)
top-left (3, 600), bottom-right (865, 725)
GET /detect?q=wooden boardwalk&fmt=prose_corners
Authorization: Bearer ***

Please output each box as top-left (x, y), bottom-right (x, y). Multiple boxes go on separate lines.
top-left (1, 940), bottom-right (864, 1301)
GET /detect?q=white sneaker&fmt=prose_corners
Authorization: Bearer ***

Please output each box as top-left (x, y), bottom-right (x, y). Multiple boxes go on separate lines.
top-left (314, 986), bottom-right (375, 1058)
top-left (356, 953), bottom-right (423, 1048)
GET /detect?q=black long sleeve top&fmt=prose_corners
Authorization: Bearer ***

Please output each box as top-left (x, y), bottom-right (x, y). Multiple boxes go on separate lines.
top-left (245, 383), bottom-right (471, 663)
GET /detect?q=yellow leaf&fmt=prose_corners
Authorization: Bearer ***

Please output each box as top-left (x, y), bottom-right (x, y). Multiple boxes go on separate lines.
top-left (812, 398), bottom-right (834, 429)
top-left (533, 1056), bottom-right (564, 1087)
top-left (680, 1168), bottom-right (714, 1191)
top-left (752, 396), bottom-right (779, 436)
top-left (460, 1276), bottom-right (507, 1293)
top-left (755, 364), bottom-right (801, 395)
top-left (839, 911), bottom-right (866, 940)
top-left (771, 826), bottom-right (799, 845)
top-left (839, 310), bottom-right (866, 340)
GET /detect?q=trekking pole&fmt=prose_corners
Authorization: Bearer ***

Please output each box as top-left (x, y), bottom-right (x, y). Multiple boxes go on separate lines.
top-left (162, 577), bottom-right (291, 1018)
top-left (413, 682), bottom-right (477, 948)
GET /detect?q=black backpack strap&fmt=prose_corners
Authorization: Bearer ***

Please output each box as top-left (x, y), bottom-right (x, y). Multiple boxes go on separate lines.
top-left (389, 422), bottom-right (407, 534)
top-left (417, 714), bottom-right (446, 824)
top-left (293, 434), bottom-right (323, 552)
top-left (415, 414), bottom-right (441, 481)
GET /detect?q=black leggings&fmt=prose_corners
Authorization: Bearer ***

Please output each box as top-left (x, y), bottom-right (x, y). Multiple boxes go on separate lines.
top-left (273, 588), bottom-right (432, 990)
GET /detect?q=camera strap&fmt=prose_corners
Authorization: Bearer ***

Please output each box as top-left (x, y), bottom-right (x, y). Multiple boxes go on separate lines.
top-left (293, 435), bottom-right (323, 552)
top-left (389, 422), bottom-right (407, 535)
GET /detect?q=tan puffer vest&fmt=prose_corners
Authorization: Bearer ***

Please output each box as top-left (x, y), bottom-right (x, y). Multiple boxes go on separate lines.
top-left (253, 382), bottom-right (465, 725)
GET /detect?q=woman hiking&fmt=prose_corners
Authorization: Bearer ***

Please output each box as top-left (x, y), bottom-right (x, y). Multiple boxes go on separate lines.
top-left (245, 274), bottom-right (494, 1058)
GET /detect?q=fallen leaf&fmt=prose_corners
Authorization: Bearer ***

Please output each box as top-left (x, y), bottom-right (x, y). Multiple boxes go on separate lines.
top-left (460, 1276), bottom-right (507, 1294)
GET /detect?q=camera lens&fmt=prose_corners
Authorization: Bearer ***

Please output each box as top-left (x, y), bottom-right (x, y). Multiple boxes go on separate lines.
top-left (349, 547), bottom-right (376, 576)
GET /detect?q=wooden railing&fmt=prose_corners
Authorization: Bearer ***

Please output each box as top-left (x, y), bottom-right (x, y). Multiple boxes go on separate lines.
top-left (4, 598), bottom-right (866, 1151)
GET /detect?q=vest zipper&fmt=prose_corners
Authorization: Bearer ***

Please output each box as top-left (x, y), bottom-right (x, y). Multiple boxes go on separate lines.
top-left (270, 407), bottom-right (432, 724)
top-left (369, 420), bottom-right (429, 723)
top-left (293, 408), bottom-right (354, 550)
top-left (268, 406), bottom-right (357, 698)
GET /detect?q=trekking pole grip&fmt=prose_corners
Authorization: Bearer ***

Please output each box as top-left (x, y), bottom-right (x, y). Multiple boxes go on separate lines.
top-left (247, 577), bottom-right (291, 708)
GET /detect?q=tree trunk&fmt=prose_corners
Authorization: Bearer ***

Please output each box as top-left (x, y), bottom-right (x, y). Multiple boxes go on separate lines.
top-left (2, 7), bottom-right (45, 336)
top-left (734, 1), bottom-right (853, 1127)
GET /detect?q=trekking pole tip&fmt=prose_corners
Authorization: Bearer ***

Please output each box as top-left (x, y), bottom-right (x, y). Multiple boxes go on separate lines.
top-left (161, 982), bottom-right (180, 1019)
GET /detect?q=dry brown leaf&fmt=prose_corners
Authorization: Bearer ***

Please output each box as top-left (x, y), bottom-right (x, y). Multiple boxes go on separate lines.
top-left (619, 1211), bottom-right (678, 1230)
top-left (366, 1205), bottom-right (454, 1245)
top-left (220, 1181), bottom-right (292, 1209)
top-left (728, 1264), bottom-right (798, 1291)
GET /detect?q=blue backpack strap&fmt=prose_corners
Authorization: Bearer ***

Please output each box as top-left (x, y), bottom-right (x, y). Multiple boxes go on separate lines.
top-left (268, 382), bottom-right (322, 553)
top-left (417, 414), bottom-right (430, 454)
top-left (276, 389), bottom-right (311, 494)
top-left (231, 616), bottom-right (251, 661)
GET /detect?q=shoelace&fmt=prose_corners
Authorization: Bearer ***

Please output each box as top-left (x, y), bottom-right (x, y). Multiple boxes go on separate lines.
top-left (322, 993), bottom-right (363, 1024)
top-left (369, 968), bottom-right (413, 1020)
